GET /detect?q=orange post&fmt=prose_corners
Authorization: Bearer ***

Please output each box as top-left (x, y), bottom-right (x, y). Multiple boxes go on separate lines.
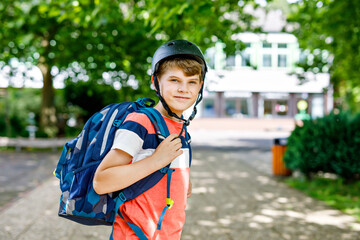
top-left (272, 138), bottom-right (291, 176)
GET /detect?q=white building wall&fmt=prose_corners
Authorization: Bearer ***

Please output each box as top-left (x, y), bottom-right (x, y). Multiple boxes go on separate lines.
top-left (202, 32), bottom-right (332, 119)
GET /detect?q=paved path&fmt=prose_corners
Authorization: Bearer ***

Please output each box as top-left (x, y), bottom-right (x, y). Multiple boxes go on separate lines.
top-left (183, 147), bottom-right (360, 240)
top-left (0, 152), bottom-right (59, 209)
top-left (0, 119), bottom-right (359, 240)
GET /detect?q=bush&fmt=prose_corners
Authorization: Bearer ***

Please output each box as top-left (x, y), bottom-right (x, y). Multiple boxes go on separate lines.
top-left (284, 111), bottom-right (360, 181)
top-left (0, 88), bottom-right (41, 138)
top-left (0, 88), bottom-right (71, 138)
top-left (64, 79), bottom-right (122, 120)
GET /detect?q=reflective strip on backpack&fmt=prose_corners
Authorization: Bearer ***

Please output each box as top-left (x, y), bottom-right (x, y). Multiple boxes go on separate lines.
top-left (75, 130), bottom-right (85, 151)
top-left (99, 107), bottom-right (111, 121)
top-left (100, 108), bottom-right (118, 155)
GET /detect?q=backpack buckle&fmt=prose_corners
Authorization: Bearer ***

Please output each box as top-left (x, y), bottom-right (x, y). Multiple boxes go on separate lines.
top-left (160, 167), bottom-right (169, 174)
top-left (157, 133), bottom-right (166, 141)
top-left (118, 192), bottom-right (127, 202)
top-left (135, 98), bottom-right (155, 108)
top-left (113, 120), bottom-right (121, 128)
top-left (166, 198), bottom-right (174, 209)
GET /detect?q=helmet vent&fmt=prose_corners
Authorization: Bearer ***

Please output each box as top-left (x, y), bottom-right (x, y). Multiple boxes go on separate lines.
top-left (167, 42), bottom-right (175, 46)
top-left (187, 42), bottom-right (193, 46)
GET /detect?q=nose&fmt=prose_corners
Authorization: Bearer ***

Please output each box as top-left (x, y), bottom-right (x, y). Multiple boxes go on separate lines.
top-left (178, 83), bottom-right (188, 93)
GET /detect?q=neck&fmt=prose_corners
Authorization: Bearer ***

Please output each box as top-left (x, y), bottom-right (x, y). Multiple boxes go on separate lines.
top-left (154, 102), bottom-right (183, 122)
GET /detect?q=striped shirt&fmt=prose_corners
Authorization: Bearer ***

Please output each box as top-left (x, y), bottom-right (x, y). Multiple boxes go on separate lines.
top-left (110, 111), bottom-right (191, 240)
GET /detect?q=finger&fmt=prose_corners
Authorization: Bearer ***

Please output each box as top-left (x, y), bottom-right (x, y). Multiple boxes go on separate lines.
top-left (175, 142), bottom-right (183, 150)
top-left (167, 134), bottom-right (179, 142)
top-left (170, 136), bottom-right (180, 142)
top-left (169, 140), bottom-right (181, 149)
top-left (188, 182), bottom-right (192, 198)
top-left (176, 149), bottom-right (183, 156)
top-left (171, 138), bottom-right (182, 145)
top-left (187, 187), bottom-right (192, 198)
top-left (170, 148), bottom-right (182, 157)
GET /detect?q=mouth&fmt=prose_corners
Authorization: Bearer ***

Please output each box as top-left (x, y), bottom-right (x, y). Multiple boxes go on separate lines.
top-left (174, 96), bottom-right (190, 100)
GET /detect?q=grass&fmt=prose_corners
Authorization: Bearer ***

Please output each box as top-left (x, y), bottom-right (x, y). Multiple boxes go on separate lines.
top-left (284, 176), bottom-right (360, 222)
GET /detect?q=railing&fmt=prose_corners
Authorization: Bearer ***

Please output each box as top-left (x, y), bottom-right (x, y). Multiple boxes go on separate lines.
top-left (0, 137), bottom-right (70, 152)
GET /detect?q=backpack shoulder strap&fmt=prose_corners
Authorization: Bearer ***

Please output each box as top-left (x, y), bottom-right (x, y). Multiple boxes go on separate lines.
top-left (140, 107), bottom-right (170, 141)
top-left (110, 99), bottom-right (174, 240)
top-left (132, 98), bottom-right (169, 141)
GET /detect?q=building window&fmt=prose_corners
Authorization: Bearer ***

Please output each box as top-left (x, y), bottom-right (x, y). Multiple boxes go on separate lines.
top-left (225, 99), bottom-right (236, 116)
top-left (263, 54), bottom-right (272, 67)
top-left (244, 42), bottom-right (251, 48)
top-left (226, 55), bottom-right (235, 67)
top-left (203, 98), bottom-right (215, 117)
top-left (264, 100), bottom-right (273, 116)
top-left (263, 43), bottom-right (272, 48)
top-left (241, 53), bottom-right (251, 67)
top-left (278, 54), bottom-right (287, 67)
top-left (240, 99), bottom-right (249, 116)
top-left (278, 43), bottom-right (287, 48)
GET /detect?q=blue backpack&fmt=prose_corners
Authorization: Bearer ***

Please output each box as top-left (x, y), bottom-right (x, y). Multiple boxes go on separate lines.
top-left (54, 98), bottom-right (190, 240)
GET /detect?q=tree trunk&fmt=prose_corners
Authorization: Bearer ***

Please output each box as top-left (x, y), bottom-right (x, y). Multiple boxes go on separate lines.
top-left (38, 57), bottom-right (57, 137)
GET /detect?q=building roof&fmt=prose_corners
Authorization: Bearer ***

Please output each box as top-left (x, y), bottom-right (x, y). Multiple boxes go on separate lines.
top-left (205, 69), bottom-right (330, 94)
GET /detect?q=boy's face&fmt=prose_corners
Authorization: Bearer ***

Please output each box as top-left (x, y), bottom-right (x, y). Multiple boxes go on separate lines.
top-left (156, 66), bottom-right (203, 117)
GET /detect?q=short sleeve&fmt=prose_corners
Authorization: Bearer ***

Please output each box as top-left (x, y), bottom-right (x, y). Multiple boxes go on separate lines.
top-left (111, 113), bottom-right (149, 157)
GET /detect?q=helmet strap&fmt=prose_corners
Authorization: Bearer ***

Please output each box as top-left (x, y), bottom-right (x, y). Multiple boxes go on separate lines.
top-left (153, 75), bottom-right (186, 122)
top-left (153, 75), bottom-right (202, 126)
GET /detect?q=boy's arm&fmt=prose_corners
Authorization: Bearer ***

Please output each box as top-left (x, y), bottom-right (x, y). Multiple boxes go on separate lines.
top-left (93, 133), bottom-right (183, 195)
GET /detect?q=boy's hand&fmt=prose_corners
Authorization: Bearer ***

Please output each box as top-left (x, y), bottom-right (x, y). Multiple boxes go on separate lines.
top-left (152, 134), bottom-right (183, 170)
top-left (187, 180), bottom-right (192, 198)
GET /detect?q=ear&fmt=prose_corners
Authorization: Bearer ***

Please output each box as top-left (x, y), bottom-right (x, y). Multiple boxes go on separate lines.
top-left (152, 75), bottom-right (159, 93)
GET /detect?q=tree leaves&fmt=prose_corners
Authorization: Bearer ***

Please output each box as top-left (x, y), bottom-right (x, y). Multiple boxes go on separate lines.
top-left (1, 0), bottom-right (259, 82)
top-left (288, 0), bottom-right (360, 112)
top-left (0, 0), bottom-right (260, 135)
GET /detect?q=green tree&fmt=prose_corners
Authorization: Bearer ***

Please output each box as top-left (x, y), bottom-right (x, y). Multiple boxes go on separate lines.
top-left (0, 0), bottom-right (261, 137)
top-left (0, 0), bottom-right (155, 136)
top-left (287, 0), bottom-right (360, 112)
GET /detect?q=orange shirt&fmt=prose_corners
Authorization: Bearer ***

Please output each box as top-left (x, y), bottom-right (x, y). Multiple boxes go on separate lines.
top-left (111, 112), bottom-right (190, 240)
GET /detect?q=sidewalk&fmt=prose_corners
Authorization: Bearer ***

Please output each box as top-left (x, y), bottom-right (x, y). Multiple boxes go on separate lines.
top-left (0, 118), bottom-right (359, 240)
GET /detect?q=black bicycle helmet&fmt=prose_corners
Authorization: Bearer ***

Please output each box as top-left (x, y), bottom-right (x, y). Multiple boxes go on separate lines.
top-left (151, 39), bottom-right (208, 126)
top-left (152, 39), bottom-right (208, 80)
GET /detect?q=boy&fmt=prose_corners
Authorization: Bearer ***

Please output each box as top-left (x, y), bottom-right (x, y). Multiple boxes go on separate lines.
top-left (93, 39), bottom-right (207, 239)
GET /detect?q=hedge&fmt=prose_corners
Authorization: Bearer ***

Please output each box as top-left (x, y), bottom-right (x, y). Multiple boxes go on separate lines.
top-left (284, 111), bottom-right (360, 181)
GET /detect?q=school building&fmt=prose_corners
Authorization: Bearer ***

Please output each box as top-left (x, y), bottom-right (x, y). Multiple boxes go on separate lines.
top-left (198, 32), bottom-right (333, 119)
